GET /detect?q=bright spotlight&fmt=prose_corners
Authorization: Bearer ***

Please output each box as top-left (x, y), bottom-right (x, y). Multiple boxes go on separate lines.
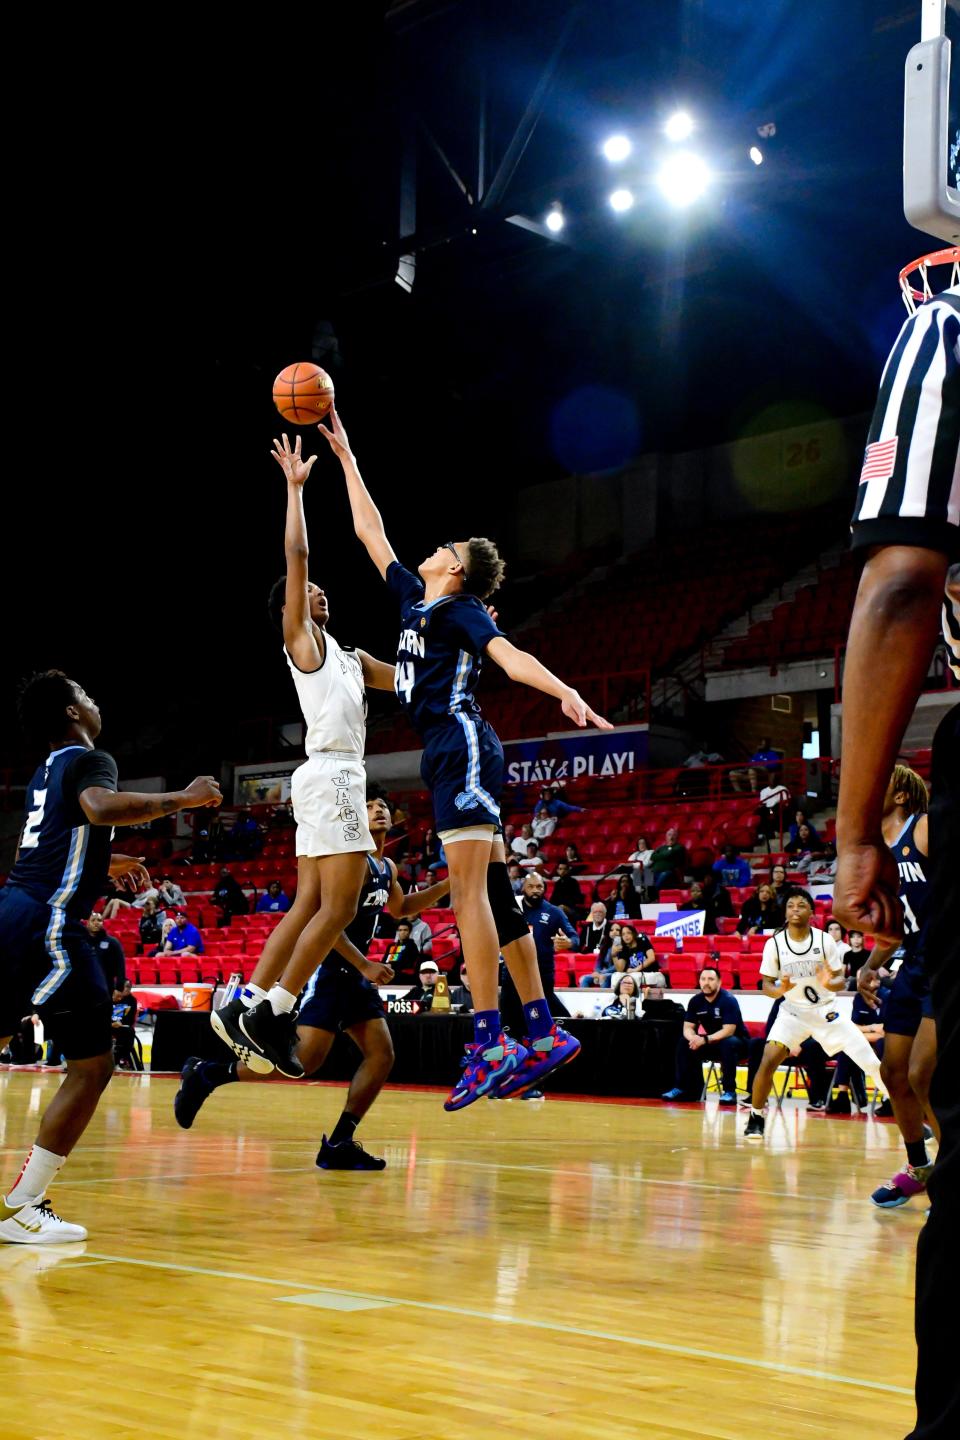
top-left (545, 205), bottom-right (565, 233)
top-left (609, 188), bottom-right (635, 213)
top-left (749, 145), bottom-right (763, 166)
top-left (656, 151), bottom-right (710, 207)
top-left (664, 111), bottom-right (694, 143)
top-left (602, 134), bottom-right (632, 163)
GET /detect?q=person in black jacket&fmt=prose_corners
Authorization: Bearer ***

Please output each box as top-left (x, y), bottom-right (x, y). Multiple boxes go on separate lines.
top-left (211, 868), bottom-right (250, 927)
top-left (737, 883), bottom-right (783, 936)
top-left (605, 874), bottom-right (643, 922)
top-left (85, 911), bottom-right (126, 992)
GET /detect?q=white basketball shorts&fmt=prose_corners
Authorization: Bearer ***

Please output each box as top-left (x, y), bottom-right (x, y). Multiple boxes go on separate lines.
top-left (767, 1003), bottom-right (861, 1058)
top-left (290, 752), bottom-right (373, 859)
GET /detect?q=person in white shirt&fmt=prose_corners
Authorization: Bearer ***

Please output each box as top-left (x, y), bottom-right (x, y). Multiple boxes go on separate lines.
top-left (512, 823), bottom-right (535, 858)
top-left (531, 807), bottom-right (557, 841)
top-left (744, 892), bottom-right (886, 1139)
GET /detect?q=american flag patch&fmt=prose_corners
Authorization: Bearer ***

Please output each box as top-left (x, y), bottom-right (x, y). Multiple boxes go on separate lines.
top-left (858, 436), bottom-right (898, 485)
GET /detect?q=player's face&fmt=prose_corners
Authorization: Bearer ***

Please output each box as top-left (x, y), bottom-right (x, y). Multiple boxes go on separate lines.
top-left (69, 682), bottom-right (102, 740)
top-left (366, 797), bottom-right (392, 833)
top-left (306, 583), bottom-right (329, 627)
top-left (785, 896), bottom-right (811, 927)
top-left (418, 541), bottom-right (468, 584)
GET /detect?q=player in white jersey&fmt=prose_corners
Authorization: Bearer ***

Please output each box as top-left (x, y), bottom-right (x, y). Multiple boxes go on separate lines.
top-left (744, 892), bottom-right (886, 1140)
top-left (213, 433), bottom-right (397, 1079)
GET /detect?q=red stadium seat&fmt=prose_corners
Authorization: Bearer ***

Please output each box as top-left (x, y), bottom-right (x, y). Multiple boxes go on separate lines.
top-left (736, 959), bottom-right (763, 990)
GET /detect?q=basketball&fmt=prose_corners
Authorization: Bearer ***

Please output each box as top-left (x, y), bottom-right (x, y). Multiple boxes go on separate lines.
top-left (272, 362), bottom-right (335, 426)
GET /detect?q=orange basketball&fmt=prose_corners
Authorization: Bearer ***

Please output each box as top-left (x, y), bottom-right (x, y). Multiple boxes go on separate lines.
top-left (272, 362), bottom-right (335, 426)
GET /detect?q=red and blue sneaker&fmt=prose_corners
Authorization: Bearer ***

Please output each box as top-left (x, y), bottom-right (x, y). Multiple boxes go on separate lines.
top-left (870, 1163), bottom-right (933, 1208)
top-left (443, 1034), bottom-right (527, 1112)
top-left (495, 1024), bottom-right (581, 1099)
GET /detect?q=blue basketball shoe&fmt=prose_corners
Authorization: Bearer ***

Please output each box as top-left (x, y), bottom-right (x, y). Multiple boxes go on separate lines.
top-left (444, 1034), bottom-right (527, 1111)
top-left (495, 1024), bottom-right (581, 1099)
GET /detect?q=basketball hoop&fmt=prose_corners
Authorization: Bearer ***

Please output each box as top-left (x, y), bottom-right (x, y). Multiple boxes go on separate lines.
top-left (898, 245), bottom-right (960, 314)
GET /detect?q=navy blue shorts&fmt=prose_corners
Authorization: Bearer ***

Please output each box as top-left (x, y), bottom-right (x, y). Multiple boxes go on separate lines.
top-left (884, 951), bottom-right (932, 1037)
top-left (0, 886), bottom-right (113, 1060)
top-left (421, 716), bottom-right (503, 833)
top-left (298, 960), bottom-right (387, 1033)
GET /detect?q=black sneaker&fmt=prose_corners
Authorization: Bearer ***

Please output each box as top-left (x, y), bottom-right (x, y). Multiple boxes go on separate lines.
top-left (239, 1001), bottom-right (304, 1079)
top-left (744, 1112), bottom-right (765, 1140)
top-left (174, 1057), bottom-right (213, 1130)
top-left (520, 1088), bottom-right (545, 1101)
top-left (210, 997), bottom-right (273, 1075)
top-left (807, 1098), bottom-right (828, 1112)
top-left (827, 1090), bottom-right (852, 1115)
top-left (316, 1135), bottom-right (386, 1171)
top-left (874, 1098), bottom-right (894, 1118)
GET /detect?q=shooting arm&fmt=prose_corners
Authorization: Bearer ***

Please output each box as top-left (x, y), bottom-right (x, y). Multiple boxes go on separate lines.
top-left (358, 650), bottom-right (398, 692)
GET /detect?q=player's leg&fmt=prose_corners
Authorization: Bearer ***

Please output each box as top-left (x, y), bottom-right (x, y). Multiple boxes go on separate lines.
top-left (834, 1021), bottom-right (886, 1099)
top-left (908, 1017), bottom-right (939, 1142)
top-left (317, 1017), bottom-right (394, 1171)
top-left (744, 1038), bottom-right (791, 1138)
top-left (870, 1018), bottom-right (938, 1207)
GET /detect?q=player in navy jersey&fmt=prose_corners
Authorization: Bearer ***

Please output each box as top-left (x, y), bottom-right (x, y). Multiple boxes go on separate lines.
top-left (856, 765), bottom-right (938, 1208)
top-left (176, 786), bottom-right (449, 1168)
top-left (317, 406), bottom-right (612, 1110)
top-left (0, 670), bottom-right (221, 1244)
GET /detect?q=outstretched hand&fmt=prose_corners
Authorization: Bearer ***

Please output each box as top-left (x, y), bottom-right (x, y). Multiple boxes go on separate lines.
top-left (271, 433), bottom-right (317, 487)
top-left (316, 405), bottom-right (353, 462)
top-left (561, 691), bottom-right (614, 731)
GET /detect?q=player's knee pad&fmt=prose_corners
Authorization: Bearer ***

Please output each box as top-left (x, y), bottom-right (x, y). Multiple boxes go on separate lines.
top-left (486, 862), bottom-right (529, 947)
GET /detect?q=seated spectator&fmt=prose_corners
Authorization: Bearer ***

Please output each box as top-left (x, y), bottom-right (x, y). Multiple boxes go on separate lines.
top-left (229, 807), bottom-right (264, 860)
top-left (769, 862), bottom-right (790, 912)
top-left (580, 901), bottom-right (611, 956)
top-left (599, 921), bottom-right (623, 966)
top-left (784, 823), bottom-right (832, 873)
top-left (675, 745), bottom-right (723, 797)
top-left (256, 880), bottom-right (291, 914)
top-left (507, 860), bottom-right (524, 895)
top-left (212, 867), bottom-right (250, 926)
top-left (111, 986), bottom-right (139, 1068)
top-left (578, 948), bottom-right (616, 988)
top-left (192, 815), bottom-right (225, 865)
top-left (828, 984), bottom-right (889, 1113)
top-left (650, 828), bottom-right (687, 896)
top-left (422, 827), bottom-right (442, 869)
top-left (532, 782), bottom-right (583, 823)
top-left (407, 913), bottom-right (434, 961)
top-left (448, 961), bottom-right (473, 1012)
top-left (661, 965), bottom-right (747, 1104)
top-left (85, 911), bottom-right (126, 992)
top-left (157, 875), bottom-right (186, 911)
top-left (729, 736), bottom-right (782, 794)
top-left (787, 809), bottom-right (819, 847)
top-left (427, 841), bottom-right (448, 875)
top-left (101, 880), bottom-right (161, 920)
top-left (737, 882), bottom-right (783, 936)
top-left (638, 971), bottom-right (685, 1021)
top-left (712, 844), bottom-right (752, 889)
top-left (138, 897), bottom-right (165, 951)
top-left (502, 823), bottom-right (517, 854)
top-left (404, 959), bottom-right (441, 1012)
top-left (512, 823), bottom-right (535, 858)
top-left (628, 835), bottom-right (655, 895)
top-left (384, 920), bottom-right (421, 983)
top-left (606, 874), bottom-right (643, 921)
top-left (520, 841), bottom-right (546, 871)
top-left (687, 875), bottom-right (734, 934)
top-left (745, 996), bottom-right (831, 1109)
top-left (619, 922), bottom-right (659, 973)
top-left (164, 911), bottom-right (204, 955)
top-left (842, 929), bottom-right (867, 988)
top-left (564, 842), bottom-right (583, 872)
top-left (550, 860), bottom-right (585, 920)
top-left (601, 971), bottom-right (640, 1018)
top-left (532, 806), bottom-right (558, 841)
top-left (826, 920), bottom-right (852, 962)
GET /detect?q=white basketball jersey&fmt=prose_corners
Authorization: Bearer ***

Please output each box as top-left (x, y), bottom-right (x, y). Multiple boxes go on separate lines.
top-left (760, 926), bottom-right (842, 1009)
top-left (285, 633), bottom-right (366, 757)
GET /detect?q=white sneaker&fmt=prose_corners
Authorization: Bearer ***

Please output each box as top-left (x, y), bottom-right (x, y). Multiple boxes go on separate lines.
top-left (0, 1199), bottom-right (88, 1244)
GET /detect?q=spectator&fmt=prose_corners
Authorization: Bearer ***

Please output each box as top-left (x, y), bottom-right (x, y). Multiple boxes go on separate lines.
top-left (403, 959), bottom-right (441, 1012)
top-left (550, 860), bottom-right (585, 921)
top-left (687, 876), bottom-right (734, 934)
top-left (512, 823), bottom-right (535, 858)
top-left (384, 920), bottom-right (421, 984)
top-left (85, 911), bottom-right (126, 992)
top-left (212, 867), bottom-right (250, 926)
top-left (520, 841), bottom-right (546, 871)
top-left (229, 807), bottom-right (264, 860)
top-left (769, 863), bottom-right (790, 912)
top-left (618, 922), bottom-right (659, 973)
top-left (507, 860), bottom-right (525, 895)
top-left (601, 972), bottom-right (640, 1018)
top-left (785, 823), bottom-right (831, 871)
top-left (737, 883), bottom-right (783, 936)
top-left (787, 809), bottom-right (819, 847)
top-left (564, 842), bottom-right (583, 871)
top-left (532, 806), bottom-right (558, 842)
top-left (757, 778), bottom-right (792, 844)
top-left (164, 911), bottom-right (203, 955)
top-left (157, 875), bottom-right (186, 911)
top-left (661, 964), bottom-right (747, 1104)
top-left (256, 880), bottom-right (291, 914)
top-left (729, 736), bottom-right (782, 793)
top-left (427, 841), bottom-right (448, 875)
top-left (650, 828), bottom-right (687, 896)
top-left (3, 1015), bottom-right (43, 1065)
top-left (448, 961), bottom-right (473, 1013)
top-left (843, 929), bottom-right (867, 988)
top-left (499, 872), bottom-right (577, 1036)
top-left (101, 880), bottom-right (160, 920)
top-left (712, 844), bottom-right (752, 889)
top-left (111, 986), bottom-right (139, 1069)
top-left (826, 920), bottom-right (852, 962)
top-left (628, 835), bottom-right (655, 895)
top-left (532, 783), bottom-right (583, 823)
top-left (422, 827), bottom-right (442, 869)
top-left (138, 897), bottom-right (165, 951)
top-left (745, 996), bottom-right (831, 1110)
top-left (407, 913), bottom-right (434, 961)
top-left (502, 823), bottom-right (517, 854)
top-left (192, 814), bottom-right (224, 865)
top-left (638, 971), bottom-right (685, 1022)
top-left (606, 874), bottom-right (643, 921)
top-left (580, 901), bottom-right (611, 956)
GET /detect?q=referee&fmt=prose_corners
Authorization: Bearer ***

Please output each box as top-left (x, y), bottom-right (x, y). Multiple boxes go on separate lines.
top-left (834, 282), bottom-right (958, 1440)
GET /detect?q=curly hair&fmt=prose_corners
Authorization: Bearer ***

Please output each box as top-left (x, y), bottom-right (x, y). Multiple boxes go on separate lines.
top-left (17, 669), bottom-right (79, 748)
top-left (463, 537), bottom-right (506, 600)
top-left (891, 763), bottom-right (929, 816)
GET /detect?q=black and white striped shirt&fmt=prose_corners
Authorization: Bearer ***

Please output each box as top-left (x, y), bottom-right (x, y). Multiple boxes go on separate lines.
top-left (851, 285), bottom-right (960, 679)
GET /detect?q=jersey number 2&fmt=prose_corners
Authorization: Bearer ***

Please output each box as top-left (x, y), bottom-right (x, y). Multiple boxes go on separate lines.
top-left (20, 789), bottom-right (47, 850)
top-left (395, 661), bottom-right (415, 704)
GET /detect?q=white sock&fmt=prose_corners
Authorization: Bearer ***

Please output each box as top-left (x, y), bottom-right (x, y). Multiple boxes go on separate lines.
top-left (267, 985), bottom-right (296, 1016)
top-left (241, 984), bottom-right (269, 1008)
top-left (751, 1107), bottom-right (764, 1119)
top-left (5, 1144), bottom-right (66, 1208)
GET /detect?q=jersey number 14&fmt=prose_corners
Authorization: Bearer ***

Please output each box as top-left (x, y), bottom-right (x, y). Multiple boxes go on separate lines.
top-left (395, 661), bottom-right (415, 704)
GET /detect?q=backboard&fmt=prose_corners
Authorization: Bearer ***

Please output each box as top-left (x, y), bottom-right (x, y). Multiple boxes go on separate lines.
top-left (903, 0), bottom-right (960, 241)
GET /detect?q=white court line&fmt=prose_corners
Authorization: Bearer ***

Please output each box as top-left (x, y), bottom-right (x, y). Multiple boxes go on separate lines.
top-left (80, 1249), bottom-right (911, 1397)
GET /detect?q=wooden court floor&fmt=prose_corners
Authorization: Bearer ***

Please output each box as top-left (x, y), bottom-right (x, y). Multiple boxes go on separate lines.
top-left (0, 1072), bottom-right (922, 1440)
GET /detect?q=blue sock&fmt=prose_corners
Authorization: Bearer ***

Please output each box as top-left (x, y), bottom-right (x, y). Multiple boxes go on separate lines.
top-left (473, 1010), bottom-right (500, 1047)
top-left (523, 1000), bottom-right (554, 1041)
top-left (198, 1060), bottom-right (237, 1089)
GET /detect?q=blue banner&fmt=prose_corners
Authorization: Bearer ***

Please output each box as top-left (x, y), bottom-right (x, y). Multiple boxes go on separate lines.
top-left (503, 724), bottom-right (648, 786)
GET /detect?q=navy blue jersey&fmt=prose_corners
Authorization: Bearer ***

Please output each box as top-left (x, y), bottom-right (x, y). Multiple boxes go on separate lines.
top-left (5, 745), bottom-right (118, 920)
top-left (341, 853), bottom-right (393, 959)
top-left (385, 562), bottom-right (504, 736)
top-left (890, 812), bottom-right (930, 961)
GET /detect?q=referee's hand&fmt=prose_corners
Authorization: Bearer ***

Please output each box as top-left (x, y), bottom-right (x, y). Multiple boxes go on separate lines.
top-left (833, 841), bottom-right (904, 948)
